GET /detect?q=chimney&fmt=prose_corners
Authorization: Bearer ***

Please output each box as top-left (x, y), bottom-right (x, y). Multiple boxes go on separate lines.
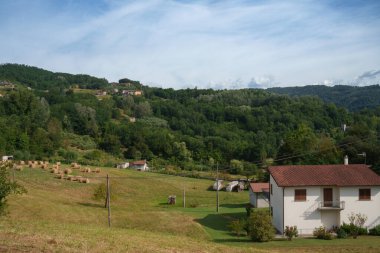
top-left (344, 155), bottom-right (349, 165)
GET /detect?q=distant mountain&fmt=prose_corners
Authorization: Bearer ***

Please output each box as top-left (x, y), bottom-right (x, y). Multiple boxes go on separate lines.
top-left (267, 85), bottom-right (380, 111)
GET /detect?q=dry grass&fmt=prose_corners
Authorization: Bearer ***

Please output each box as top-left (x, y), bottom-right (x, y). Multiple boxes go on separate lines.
top-left (1, 165), bottom-right (379, 253)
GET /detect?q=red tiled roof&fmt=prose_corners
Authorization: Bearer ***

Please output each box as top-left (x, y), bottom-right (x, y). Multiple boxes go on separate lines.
top-left (130, 160), bottom-right (146, 165)
top-left (249, 183), bottom-right (270, 193)
top-left (269, 164), bottom-right (380, 187)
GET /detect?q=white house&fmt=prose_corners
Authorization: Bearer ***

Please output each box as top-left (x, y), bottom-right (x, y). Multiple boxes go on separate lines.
top-left (129, 160), bottom-right (149, 171)
top-left (269, 163), bottom-right (380, 235)
top-left (249, 182), bottom-right (270, 208)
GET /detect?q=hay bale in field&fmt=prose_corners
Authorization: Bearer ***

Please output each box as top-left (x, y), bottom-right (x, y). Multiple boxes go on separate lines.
top-left (44, 161), bottom-right (49, 165)
top-left (83, 167), bottom-right (91, 173)
top-left (50, 168), bottom-right (59, 174)
top-left (80, 178), bottom-right (90, 183)
top-left (41, 164), bottom-right (48, 169)
top-left (15, 166), bottom-right (23, 171)
top-left (29, 164), bottom-right (36, 168)
top-left (20, 161), bottom-right (25, 165)
top-left (56, 162), bottom-right (61, 166)
top-left (56, 173), bottom-right (64, 179)
top-left (64, 168), bottom-right (72, 174)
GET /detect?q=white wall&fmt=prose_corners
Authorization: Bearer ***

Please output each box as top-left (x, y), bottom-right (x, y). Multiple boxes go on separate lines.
top-left (249, 188), bottom-right (256, 207)
top-left (270, 175), bottom-right (284, 234)
top-left (340, 186), bottom-right (380, 228)
top-left (283, 186), bottom-right (324, 235)
top-left (257, 193), bottom-right (269, 208)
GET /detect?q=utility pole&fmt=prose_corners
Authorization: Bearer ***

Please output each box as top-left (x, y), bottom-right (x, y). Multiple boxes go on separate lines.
top-left (216, 163), bottom-right (219, 213)
top-left (183, 186), bottom-right (186, 208)
top-left (106, 174), bottom-right (111, 228)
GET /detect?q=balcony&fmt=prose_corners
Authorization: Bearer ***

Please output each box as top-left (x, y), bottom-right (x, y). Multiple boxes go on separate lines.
top-left (318, 201), bottom-right (345, 210)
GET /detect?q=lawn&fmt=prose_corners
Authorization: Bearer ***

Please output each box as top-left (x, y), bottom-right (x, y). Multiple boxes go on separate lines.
top-left (0, 164), bottom-right (379, 252)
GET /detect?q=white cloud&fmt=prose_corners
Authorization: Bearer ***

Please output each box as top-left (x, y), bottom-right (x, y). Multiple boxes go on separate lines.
top-left (0, 0), bottom-right (380, 88)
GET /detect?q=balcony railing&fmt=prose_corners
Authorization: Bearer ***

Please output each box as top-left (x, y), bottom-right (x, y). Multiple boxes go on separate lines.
top-left (318, 201), bottom-right (345, 210)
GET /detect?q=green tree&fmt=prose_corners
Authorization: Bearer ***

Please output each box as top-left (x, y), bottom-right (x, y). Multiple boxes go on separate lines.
top-left (247, 210), bottom-right (275, 242)
top-left (0, 162), bottom-right (26, 215)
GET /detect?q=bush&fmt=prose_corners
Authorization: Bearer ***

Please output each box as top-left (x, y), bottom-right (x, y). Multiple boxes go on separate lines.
top-left (340, 222), bottom-right (368, 237)
top-left (284, 226), bottom-right (298, 241)
top-left (228, 219), bottom-right (247, 237)
top-left (246, 210), bottom-right (275, 242)
top-left (336, 227), bottom-right (348, 239)
top-left (313, 226), bottom-right (333, 240)
top-left (369, 225), bottom-right (380, 236)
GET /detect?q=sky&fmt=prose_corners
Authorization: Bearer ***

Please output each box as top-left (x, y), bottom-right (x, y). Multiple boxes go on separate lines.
top-left (1, 0), bottom-right (380, 89)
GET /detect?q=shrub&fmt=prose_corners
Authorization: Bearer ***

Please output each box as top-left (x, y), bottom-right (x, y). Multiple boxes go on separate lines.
top-left (347, 212), bottom-right (368, 238)
top-left (246, 210), bottom-right (275, 242)
top-left (313, 226), bottom-right (333, 240)
top-left (369, 225), bottom-right (380, 236)
top-left (340, 222), bottom-right (368, 237)
top-left (336, 227), bottom-right (348, 239)
top-left (93, 183), bottom-right (107, 202)
top-left (0, 162), bottom-right (27, 215)
top-left (284, 226), bottom-right (298, 241)
top-left (228, 219), bottom-right (247, 237)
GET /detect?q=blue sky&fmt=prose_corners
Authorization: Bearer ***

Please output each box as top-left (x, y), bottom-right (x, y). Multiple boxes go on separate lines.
top-left (1, 0), bottom-right (380, 89)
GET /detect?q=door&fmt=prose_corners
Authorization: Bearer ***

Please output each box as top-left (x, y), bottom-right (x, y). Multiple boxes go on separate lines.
top-left (323, 188), bottom-right (333, 207)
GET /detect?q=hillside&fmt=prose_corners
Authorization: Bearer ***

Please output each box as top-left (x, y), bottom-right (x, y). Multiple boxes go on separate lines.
top-left (267, 85), bottom-right (380, 111)
top-left (1, 165), bottom-right (380, 252)
top-left (0, 64), bottom-right (380, 177)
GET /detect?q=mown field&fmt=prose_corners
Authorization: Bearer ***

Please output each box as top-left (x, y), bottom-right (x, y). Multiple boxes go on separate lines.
top-left (0, 164), bottom-right (379, 253)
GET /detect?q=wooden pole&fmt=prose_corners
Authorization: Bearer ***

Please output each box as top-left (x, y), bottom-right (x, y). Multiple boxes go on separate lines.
top-left (183, 186), bottom-right (186, 208)
top-left (106, 174), bottom-right (111, 227)
top-left (216, 163), bottom-right (219, 213)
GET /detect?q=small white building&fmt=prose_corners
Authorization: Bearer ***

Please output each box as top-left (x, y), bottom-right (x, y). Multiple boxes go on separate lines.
top-left (269, 163), bottom-right (380, 235)
top-left (2, 155), bottom-right (13, 161)
top-left (116, 162), bottom-right (129, 169)
top-left (249, 182), bottom-right (270, 208)
top-left (129, 160), bottom-right (148, 171)
top-left (213, 180), bottom-right (224, 191)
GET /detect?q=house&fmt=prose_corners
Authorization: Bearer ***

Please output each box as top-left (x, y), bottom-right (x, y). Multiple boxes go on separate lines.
top-left (269, 160), bottom-right (380, 235)
top-left (129, 160), bottom-right (149, 171)
top-left (249, 182), bottom-right (270, 208)
top-left (116, 162), bottom-right (129, 169)
top-left (2, 155), bottom-right (13, 161)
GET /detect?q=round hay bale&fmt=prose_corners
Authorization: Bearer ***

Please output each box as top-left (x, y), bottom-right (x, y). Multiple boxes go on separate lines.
top-left (80, 178), bottom-right (90, 183)
top-left (15, 166), bottom-right (23, 171)
top-left (56, 162), bottom-right (61, 166)
top-left (64, 168), bottom-right (72, 174)
top-left (20, 161), bottom-right (25, 165)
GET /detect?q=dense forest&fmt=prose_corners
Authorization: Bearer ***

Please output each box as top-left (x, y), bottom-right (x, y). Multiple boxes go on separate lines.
top-left (0, 64), bottom-right (379, 176)
top-left (268, 85), bottom-right (380, 111)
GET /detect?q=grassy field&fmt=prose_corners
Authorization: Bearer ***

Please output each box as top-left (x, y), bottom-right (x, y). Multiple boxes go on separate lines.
top-left (0, 164), bottom-right (379, 252)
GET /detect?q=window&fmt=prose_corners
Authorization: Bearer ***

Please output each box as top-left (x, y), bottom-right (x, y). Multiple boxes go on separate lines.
top-left (270, 184), bottom-right (273, 195)
top-left (294, 189), bottom-right (306, 201)
top-left (359, 189), bottom-right (371, 200)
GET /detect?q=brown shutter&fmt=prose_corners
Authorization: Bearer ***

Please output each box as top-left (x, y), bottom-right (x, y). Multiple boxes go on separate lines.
top-left (294, 189), bottom-right (306, 201)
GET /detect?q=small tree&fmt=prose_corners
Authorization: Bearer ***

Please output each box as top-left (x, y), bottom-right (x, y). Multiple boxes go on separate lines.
top-left (247, 210), bottom-right (275, 242)
top-left (0, 162), bottom-right (26, 215)
top-left (348, 212), bottom-right (368, 239)
top-left (284, 226), bottom-right (298, 241)
top-left (228, 219), bottom-right (246, 237)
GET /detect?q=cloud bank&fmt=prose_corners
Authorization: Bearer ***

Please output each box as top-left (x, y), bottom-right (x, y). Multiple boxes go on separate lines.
top-left (0, 0), bottom-right (380, 89)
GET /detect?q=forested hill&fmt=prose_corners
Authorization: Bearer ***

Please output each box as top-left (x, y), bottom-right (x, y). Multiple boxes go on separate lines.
top-left (1, 64), bottom-right (379, 176)
top-left (0, 63), bottom-right (108, 89)
top-left (267, 85), bottom-right (380, 111)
